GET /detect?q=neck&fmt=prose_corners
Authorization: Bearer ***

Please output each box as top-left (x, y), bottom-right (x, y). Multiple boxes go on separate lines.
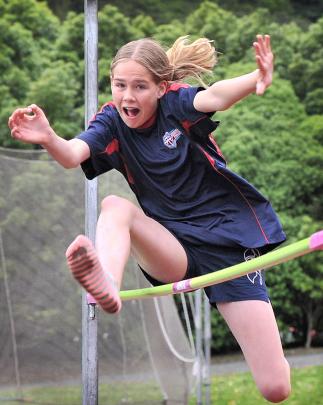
top-left (139, 112), bottom-right (157, 129)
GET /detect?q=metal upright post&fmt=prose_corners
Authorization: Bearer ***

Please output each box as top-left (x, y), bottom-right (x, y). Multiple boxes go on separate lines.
top-left (203, 293), bottom-right (211, 405)
top-left (83, 1), bottom-right (99, 405)
top-left (194, 289), bottom-right (203, 405)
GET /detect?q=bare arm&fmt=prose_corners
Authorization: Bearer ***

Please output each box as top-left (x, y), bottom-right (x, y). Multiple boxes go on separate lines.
top-left (8, 104), bottom-right (90, 168)
top-left (193, 35), bottom-right (273, 113)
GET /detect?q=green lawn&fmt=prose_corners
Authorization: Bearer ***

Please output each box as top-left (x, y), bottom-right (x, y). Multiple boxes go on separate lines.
top-left (189, 365), bottom-right (323, 404)
top-left (0, 366), bottom-right (322, 404)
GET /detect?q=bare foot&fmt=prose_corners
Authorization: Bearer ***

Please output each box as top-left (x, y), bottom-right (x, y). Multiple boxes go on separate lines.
top-left (66, 235), bottom-right (121, 314)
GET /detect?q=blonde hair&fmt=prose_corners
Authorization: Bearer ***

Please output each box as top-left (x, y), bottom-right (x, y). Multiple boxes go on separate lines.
top-left (111, 36), bottom-right (217, 86)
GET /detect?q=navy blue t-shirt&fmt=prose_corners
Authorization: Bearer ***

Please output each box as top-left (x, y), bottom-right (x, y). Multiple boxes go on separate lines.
top-left (77, 84), bottom-right (286, 249)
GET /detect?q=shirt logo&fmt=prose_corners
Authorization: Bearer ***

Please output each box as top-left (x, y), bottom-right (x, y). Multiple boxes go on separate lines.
top-left (163, 128), bottom-right (182, 149)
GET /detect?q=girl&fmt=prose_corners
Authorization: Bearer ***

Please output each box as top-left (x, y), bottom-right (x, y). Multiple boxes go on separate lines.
top-left (9, 35), bottom-right (290, 402)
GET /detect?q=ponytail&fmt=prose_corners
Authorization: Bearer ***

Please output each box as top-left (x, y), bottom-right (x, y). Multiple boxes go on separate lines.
top-left (166, 36), bottom-right (217, 85)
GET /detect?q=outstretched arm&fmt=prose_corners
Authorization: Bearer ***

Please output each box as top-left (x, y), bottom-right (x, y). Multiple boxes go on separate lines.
top-left (193, 35), bottom-right (273, 112)
top-left (8, 104), bottom-right (90, 168)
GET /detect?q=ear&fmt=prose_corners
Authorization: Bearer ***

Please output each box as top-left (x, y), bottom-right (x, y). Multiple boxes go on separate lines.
top-left (157, 81), bottom-right (167, 99)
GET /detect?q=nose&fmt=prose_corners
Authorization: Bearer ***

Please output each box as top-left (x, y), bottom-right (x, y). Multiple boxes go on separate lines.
top-left (123, 87), bottom-right (135, 101)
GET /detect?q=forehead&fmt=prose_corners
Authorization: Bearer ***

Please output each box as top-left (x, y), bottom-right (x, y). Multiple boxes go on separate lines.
top-left (112, 60), bottom-right (154, 82)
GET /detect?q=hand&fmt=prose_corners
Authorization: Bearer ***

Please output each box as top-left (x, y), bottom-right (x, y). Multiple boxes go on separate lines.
top-left (253, 35), bottom-right (274, 95)
top-left (8, 104), bottom-right (54, 146)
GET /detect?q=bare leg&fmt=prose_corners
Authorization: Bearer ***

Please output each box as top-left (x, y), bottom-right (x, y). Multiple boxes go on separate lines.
top-left (66, 195), bottom-right (188, 313)
top-left (217, 300), bottom-right (291, 403)
top-left (95, 195), bottom-right (188, 287)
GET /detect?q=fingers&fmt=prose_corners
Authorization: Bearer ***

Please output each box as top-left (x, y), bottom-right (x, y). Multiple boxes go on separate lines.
top-left (253, 35), bottom-right (272, 67)
top-left (255, 54), bottom-right (266, 74)
top-left (11, 128), bottom-right (23, 141)
top-left (264, 34), bottom-right (271, 52)
top-left (253, 34), bottom-right (273, 96)
top-left (9, 106), bottom-right (31, 128)
top-left (8, 108), bottom-right (26, 129)
top-left (253, 34), bottom-right (271, 55)
top-left (8, 104), bottom-right (42, 129)
top-left (28, 104), bottom-right (45, 118)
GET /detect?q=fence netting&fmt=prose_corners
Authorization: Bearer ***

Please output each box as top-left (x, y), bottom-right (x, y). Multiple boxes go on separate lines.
top-left (0, 148), bottom-right (195, 404)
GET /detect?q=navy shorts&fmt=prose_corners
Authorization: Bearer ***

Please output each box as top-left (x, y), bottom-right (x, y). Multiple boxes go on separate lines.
top-left (140, 241), bottom-right (275, 307)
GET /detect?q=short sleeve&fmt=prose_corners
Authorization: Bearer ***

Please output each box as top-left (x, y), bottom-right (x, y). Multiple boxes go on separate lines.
top-left (163, 85), bottom-right (214, 121)
top-left (76, 104), bottom-right (120, 180)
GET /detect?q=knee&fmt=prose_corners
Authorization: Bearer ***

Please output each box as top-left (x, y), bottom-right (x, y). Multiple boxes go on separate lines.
top-left (259, 380), bottom-right (291, 403)
top-left (100, 195), bottom-right (136, 222)
top-left (101, 195), bottom-right (132, 212)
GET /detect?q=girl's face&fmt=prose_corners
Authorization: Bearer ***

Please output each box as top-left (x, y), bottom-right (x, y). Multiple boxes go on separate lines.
top-left (111, 60), bottom-right (167, 129)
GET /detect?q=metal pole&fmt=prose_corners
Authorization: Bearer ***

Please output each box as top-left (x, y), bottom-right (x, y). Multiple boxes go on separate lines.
top-left (194, 289), bottom-right (203, 405)
top-left (83, 1), bottom-right (98, 405)
top-left (203, 292), bottom-right (211, 405)
top-left (0, 230), bottom-right (22, 399)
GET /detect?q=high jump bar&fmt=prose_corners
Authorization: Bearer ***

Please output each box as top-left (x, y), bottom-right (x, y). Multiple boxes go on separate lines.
top-left (119, 230), bottom-right (323, 301)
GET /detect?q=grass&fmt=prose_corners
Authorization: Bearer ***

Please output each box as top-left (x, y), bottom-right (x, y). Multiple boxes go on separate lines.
top-left (189, 365), bottom-right (323, 404)
top-left (0, 382), bottom-right (163, 405)
top-left (0, 366), bottom-right (322, 404)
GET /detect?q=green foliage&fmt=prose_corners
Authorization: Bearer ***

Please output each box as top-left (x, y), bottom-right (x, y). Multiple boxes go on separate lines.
top-left (98, 5), bottom-right (141, 60)
top-left (289, 17), bottom-right (323, 114)
top-left (153, 20), bottom-right (186, 47)
top-left (225, 8), bottom-right (272, 63)
top-left (54, 11), bottom-right (84, 63)
top-left (265, 22), bottom-right (303, 79)
top-left (0, 0), bottom-right (61, 148)
top-left (185, 1), bottom-right (238, 51)
top-left (97, 0), bottom-right (202, 25)
top-left (132, 15), bottom-right (157, 38)
top-left (5, 0), bottom-right (59, 41)
top-left (25, 60), bottom-right (83, 138)
top-left (305, 88), bottom-right (323, 115)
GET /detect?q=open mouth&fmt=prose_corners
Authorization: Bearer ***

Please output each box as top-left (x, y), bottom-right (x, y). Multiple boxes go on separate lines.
top-left (123, 107), bottom-right (140, 117)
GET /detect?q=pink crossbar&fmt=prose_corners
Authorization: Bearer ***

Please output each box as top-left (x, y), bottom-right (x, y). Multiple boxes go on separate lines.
top-left (309, 230), bottom-right (323, 251)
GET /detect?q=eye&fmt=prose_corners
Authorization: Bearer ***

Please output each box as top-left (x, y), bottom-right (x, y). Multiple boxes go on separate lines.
top-left (114, 82), bottom-right (125, 89)
top-left (136, 84), bottom-right (147, 90)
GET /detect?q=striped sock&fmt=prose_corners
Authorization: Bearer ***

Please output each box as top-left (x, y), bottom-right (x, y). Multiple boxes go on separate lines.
top-left (66, 235), bottom-right (121, 314)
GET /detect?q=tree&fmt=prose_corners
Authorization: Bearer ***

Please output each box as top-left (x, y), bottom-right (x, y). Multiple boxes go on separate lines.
top-left (153, 20), bottom-right (186, 48)
top-left (25, 61), bottom-right (83, 139)
top-left (289, 17), bottom-right (323, 114)
top-left (98, 5), bottom-right (141, 60)
top-left (54, 11), bottom-right (84, 63)
top-left (225, 8), bottom-right (273, 63)
top-left (0, 0), bottom-right (60, 148)
top-left (5, 0), bottom-right (59, 42)
top-left (185, 1), bottom-right (238, 52)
